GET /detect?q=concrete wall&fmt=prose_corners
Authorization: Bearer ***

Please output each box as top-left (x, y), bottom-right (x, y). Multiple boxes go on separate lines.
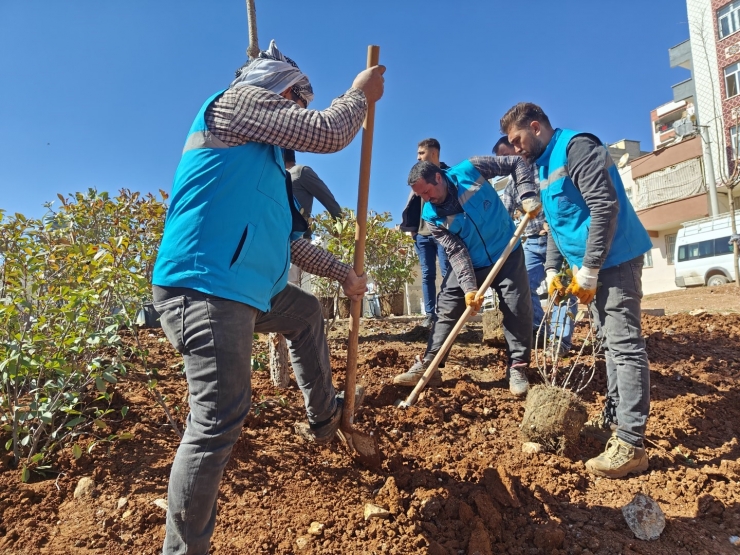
top-left (641, 227), bottom-right (682, 295)
top-left (404, 258), bottom-right (444, 315)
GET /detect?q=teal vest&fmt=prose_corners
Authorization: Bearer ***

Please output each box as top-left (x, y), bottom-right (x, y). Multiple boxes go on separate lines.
top-left (537, 128), bottom-right (651, 270)
top-left (153, 90), bottom-right (301, 311)
top-left (422, 160), bottom-right (519, 269)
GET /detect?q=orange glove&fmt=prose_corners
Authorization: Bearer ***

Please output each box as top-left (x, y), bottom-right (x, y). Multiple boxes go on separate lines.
top-left (569, 265), bottom-right (599, 305)
top-left (546, 269), bottom-right (567, 299)
top-left (465, 292), bottom-right (484, 314)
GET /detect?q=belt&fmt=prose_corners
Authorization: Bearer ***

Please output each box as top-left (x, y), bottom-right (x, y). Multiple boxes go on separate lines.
top-left (525, 233), bottom-right (548, 240)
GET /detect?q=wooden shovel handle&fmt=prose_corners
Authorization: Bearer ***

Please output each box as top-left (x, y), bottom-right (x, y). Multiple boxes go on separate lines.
top-left (401, 214), bottom-right (532, 408)
top-left (342, 45), bottom-right (380, 432)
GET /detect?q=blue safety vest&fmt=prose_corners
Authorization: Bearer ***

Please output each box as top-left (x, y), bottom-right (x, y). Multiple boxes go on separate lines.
top-left (153, 90), bottom-right (302, 311)
top-left (537, 128), bottom-right (651, 270)
top-left (422, 160), bottom-right (519, 269)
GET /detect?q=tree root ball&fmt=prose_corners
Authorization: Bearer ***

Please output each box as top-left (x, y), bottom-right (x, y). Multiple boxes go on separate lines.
top-left (520, 385), bottom-right (587, 454)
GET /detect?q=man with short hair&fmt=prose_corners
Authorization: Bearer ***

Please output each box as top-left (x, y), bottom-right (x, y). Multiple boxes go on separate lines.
top-left (400, 138), bottom-right (451, 327)
top-left (493, 136), bottom-right (575, 354)
top-left (393, 156), bottom-right (540, 396)
top-left (152, 40), bottom-right (384, 553)
top-left (500, 102), bottom-right (652, 479)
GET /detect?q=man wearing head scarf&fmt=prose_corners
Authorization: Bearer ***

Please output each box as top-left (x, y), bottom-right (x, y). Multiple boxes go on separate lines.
top-left (152, 40), bottom-right (384, 554)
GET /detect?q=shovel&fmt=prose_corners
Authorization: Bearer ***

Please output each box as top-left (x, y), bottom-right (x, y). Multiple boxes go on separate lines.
top-left (398, 213), bottom-right (532, 408)
top-left (337, 45), bottom-right (382, 466)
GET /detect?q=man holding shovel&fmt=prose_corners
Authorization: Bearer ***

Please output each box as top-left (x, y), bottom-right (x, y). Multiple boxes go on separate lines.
top-left (500, 102), bottom-right (652, 479)
top-left (152, 41), bottom-right (384, 554)
top-left (392, 156), bottom-right (540, 396)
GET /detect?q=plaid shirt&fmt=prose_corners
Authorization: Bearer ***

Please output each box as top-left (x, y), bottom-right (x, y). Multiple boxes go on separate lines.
top-left (201, 84), bottom-right (366, 288)
top-left (205, 85), bottom-right (367, 152)
top-left (428, 156), bottom-right (537, 294)
top-left (499, 164), bottom-right (547, 238)
top-left (291, 239), bottom-right (350, 283)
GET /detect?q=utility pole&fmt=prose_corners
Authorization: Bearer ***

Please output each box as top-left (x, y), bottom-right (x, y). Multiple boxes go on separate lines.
top-left (699, 125), bottom-right (721, 217)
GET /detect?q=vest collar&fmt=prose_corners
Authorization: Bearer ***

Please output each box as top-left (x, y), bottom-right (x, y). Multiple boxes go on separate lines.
top-left (536, 128), bottom-right (563, 167)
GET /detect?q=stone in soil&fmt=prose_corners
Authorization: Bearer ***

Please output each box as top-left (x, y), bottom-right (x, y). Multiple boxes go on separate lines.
top-left (73, 477), bottom-right (95, 499)
top-left (622, 493), bottom-right (666, 540)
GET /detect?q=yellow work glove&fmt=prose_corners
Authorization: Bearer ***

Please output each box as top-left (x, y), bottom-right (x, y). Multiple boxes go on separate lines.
top-left (465, 292), bottom-right (484, 315)
top-left (521, 196), bottom-right (542, 218)
top-left (546, 269), bottom-right (568, 302)
top-left (569, 265), bottom-right (599, 305)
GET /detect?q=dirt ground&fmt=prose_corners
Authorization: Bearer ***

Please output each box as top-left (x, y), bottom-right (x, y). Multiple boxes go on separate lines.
top-left (642, 283), bottom-right (740, 315)
top-left (1, 286), bottom-right (739, 555)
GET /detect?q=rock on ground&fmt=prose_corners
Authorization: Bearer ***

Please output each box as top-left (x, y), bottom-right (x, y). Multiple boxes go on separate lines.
top-left (622, 493), bottom-right (665, 541)
top-left (73, 477), bottom-right (95, 499)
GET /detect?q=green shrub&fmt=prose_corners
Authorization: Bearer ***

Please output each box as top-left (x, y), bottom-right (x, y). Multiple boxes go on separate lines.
top-left (0, 189), bottom-right (168, 480)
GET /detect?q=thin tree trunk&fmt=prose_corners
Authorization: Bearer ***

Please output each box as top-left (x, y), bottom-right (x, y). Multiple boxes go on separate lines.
top-left (268, 333), bottom-right (291, 388)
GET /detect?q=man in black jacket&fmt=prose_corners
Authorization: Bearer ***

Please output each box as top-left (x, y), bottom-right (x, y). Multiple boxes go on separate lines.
top-left (400, 138), bottom-right (451, 327)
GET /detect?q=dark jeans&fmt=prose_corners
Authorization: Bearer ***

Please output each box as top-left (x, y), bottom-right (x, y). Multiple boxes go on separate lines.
top-left (590, 257), bottom-right (650, 447)
top-left (153, 284), bottom-right (335, 555)
top-left (522, 235), bottom-right (547, 331)
top-left (425, 245), bottom-right (532, 367)
top-left (414, 233), bottom-right (450, 316)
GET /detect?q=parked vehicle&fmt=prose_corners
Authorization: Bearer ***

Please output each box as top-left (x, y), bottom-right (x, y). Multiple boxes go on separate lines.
top-left (674, 211), bottom-right (739, 287)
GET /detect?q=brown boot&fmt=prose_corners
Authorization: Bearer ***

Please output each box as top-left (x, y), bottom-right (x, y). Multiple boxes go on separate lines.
top-left (581, 413), bottom-right (618, 444)
top-left (585, 436), bottom-right (649, 478)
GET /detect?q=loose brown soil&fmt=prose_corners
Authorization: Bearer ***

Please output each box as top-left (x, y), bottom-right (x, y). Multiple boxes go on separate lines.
top-left (1, 287), bottom-right (739, 555)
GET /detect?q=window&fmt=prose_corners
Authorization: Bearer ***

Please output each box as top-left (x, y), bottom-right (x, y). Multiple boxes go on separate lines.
top-left (677, 237), bottom-right (734, 262)
top-left (643, 250), bottom-right (653, 268)
top-left (719, 1), bottom-right (740, 38)
top-left (665, 233), bottom-right (677, 265)
top-left (715, 236), bottom-right (734, 256)
top-left (732, 126), bottom-right (740, 160)
top-left (725, 62), bottom-right (740, 98)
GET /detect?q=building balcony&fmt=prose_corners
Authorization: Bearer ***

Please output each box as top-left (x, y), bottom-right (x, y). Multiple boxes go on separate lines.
top-left (669, 39), bottom-right (692, 70)
top-left (672, 78), bottom-right (695, 103)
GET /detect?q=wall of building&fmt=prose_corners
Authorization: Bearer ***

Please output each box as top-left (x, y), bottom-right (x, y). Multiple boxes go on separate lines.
top-left (641, 228), bottom-right (682, 295)
top-left (688, 0), bottom-right (727, 183)
top-left (712, 0), bottom-right (740, 171)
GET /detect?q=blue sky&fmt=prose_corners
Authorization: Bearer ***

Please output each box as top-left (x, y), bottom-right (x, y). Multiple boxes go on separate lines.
top-left (1, 1), bottom-right (690, 222)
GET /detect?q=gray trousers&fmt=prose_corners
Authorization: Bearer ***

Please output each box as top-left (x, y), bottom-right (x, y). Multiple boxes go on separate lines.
top-left (590, 256), bottom-right (650, 447)
top-left (152, 284), bottom-right (335, 555)
top-left (425, 245), bottom-right (533, 367)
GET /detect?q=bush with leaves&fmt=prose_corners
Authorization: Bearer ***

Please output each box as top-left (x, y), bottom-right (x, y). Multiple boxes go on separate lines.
top-left (310, 209), bottom-right (416, 315)
top-left (0, 189), bottom-right (169, 480)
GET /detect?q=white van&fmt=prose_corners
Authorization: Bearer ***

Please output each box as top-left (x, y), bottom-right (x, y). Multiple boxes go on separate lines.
top-left (674, 211), bottom-right (738, 287)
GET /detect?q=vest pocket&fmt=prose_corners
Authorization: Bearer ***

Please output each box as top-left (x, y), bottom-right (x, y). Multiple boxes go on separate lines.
top-left (549, 180), bottom-right (583, 218)
top-left (230, 222), bottom-right (256, 271)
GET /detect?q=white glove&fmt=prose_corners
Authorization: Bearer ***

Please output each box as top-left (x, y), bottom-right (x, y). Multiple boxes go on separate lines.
top-left (545, 269), bottom-right (557, 291)
top-left (521, 196), bottom-right (542, 217)
top-left (571, 265), bottom-right (599, 304)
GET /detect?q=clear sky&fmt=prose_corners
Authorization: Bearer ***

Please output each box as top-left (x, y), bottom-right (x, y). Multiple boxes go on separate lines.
top-left (1, 1), bottom-right (690, 221)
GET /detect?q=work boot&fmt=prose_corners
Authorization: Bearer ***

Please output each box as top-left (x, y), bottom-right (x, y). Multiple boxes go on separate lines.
top-left (392, 355), bottom-right (442, 387)
top-left (581, 412), bottom-right (618, 444)
top-left (294, 385), bottom-right (365, 444)
top-left (585, 436), bottom-right (649, 478)
top-left (507, 363), bottom-right (530, 397)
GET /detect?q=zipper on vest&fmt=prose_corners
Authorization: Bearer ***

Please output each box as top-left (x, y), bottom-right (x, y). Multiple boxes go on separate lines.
top-left (467, 215), bottom-right (494, 266)
top-left (230, 225), bottom-right (249, 267)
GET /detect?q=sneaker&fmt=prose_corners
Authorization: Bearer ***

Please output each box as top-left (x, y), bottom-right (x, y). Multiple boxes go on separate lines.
top-left (422, 314), bottom-right (435, 329)
top-left (585, 436), bottom-right (649, 478)
top-left (294, 385), bottom-right (365, 444)
top-left (507, 363), bottom-right (529, 397)
top-left (581, 412), bottom-right (618, 444)
top-left (392, 355), bottom-right (442, 387)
